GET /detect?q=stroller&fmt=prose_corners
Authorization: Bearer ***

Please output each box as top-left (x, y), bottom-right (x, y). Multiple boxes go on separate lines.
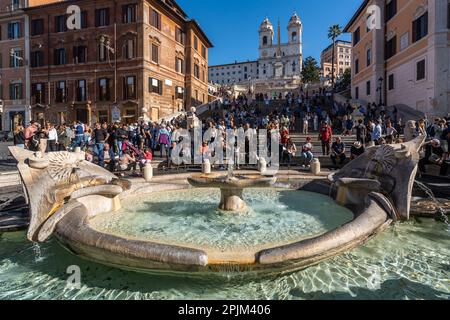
top-left (122, 140), bottom-right (145, 160)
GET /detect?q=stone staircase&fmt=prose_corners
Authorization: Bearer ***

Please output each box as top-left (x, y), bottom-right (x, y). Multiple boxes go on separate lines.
top-left (288, 132), bottom-right (358, 168)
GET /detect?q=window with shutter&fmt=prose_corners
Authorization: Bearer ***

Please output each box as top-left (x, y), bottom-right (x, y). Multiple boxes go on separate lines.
top-left (55, 81), bottom-right (67, 103)
top-left (122, 4), bottom-right (136, 23)
top-left (416, 59), bottom-right (426, 80)
top-left (150, 9), bottom-right (161, 29)
top-left (412, 12), bottom-right (428, 43)
top-left (81, 11), bottom-right (88, 29)
top-left (151, 44), bottom-right (159, 63)
top-left (96, 8), bottom-right (110, 27)
top-left (55, 15), bottom-right (67, 32)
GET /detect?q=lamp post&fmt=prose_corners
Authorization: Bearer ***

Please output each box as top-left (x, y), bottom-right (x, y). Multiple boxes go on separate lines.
top-left (99, 31), bottom-right (117, 117)
top-left (378, 76), bottom-right (384, 106)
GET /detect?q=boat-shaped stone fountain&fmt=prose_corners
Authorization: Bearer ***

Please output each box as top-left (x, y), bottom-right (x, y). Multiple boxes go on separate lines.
top-left (8, 136), bottom-right (425, 275)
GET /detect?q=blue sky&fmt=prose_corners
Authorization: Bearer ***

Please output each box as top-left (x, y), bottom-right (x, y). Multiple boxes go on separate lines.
top-left (177, 0), bottom-right (362, 66)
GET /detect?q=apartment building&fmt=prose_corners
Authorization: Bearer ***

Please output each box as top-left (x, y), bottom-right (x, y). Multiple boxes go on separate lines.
top-left (320, 40), bottom-right (352, 79)
top-left (0, 0), bottom-right (58, 131)
top-left (208, 60), bottom-right (259, 85)
top-left (344, 0), bottom-right (450, 116)
top-left (24, 0), bottom-right (212, 126)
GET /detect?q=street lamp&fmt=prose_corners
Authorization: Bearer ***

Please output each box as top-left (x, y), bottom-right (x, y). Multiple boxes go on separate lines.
top-left (378, 76), bottom-right (384, 106)
top-left (99, 33), bottom-right (118, 120)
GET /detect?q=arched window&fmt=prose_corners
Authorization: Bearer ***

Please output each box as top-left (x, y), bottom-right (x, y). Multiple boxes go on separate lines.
top-left (292, 32), bottom-right (298, 42)
top-left (262, 36), bottom-right (268, 45)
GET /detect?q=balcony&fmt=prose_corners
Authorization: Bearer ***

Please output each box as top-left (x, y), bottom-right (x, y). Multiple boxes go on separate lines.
top-left (0, 3), bottom-right (23, 14)
top-left (0, 99), bottom-right (26, 106)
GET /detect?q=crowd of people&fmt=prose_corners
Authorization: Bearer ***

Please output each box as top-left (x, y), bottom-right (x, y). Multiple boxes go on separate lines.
top-left (11, 88), bottom-right (450, 177)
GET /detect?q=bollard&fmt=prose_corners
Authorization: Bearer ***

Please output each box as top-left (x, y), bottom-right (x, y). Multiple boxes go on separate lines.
top-left (258, 158), bottom-right (267, 175)
top-left (311, 158), bottom-right (321, 175)
top-left (143, 163), bottom-right (153, 182)
top-left (202, 159), bottom-right (211, 174)
top-left (39, 139), bottom-right (48, 154)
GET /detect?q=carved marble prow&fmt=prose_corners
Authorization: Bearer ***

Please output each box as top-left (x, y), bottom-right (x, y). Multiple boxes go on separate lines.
top-left (9, 147), bottom-right (130, 242)
top-left (329, 136), bottom-right (425, 220)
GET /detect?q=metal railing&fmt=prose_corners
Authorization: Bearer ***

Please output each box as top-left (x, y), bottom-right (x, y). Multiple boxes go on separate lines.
top-left (0, 3), bottom-right (24, 14)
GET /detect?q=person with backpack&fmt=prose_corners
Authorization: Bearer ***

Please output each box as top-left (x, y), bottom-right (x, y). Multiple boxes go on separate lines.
top-left (72, 121), bottom-right (84, 149)
top-left (318, 121), bottom-right (332, 156)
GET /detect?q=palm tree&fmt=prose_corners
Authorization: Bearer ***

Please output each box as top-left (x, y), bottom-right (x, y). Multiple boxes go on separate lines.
top-left (328, 25), bottom-right (342, 89)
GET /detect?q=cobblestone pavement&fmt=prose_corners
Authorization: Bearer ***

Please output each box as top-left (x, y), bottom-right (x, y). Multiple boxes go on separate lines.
top-left (0, 142), bottom-right (16, 172)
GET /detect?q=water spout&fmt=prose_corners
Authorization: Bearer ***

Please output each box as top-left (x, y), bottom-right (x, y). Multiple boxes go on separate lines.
top-left (32, 242), bottom-right (44, 263)
top-left (414, 180), bottom-right (449, 229)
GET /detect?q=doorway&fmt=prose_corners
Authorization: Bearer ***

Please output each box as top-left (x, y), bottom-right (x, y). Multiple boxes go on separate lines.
top-left (76, 108), bottom-right (89, 124)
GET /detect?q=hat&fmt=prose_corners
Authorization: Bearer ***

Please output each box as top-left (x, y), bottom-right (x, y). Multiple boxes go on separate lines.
top-left (354, 141), bottom-right (363, 149)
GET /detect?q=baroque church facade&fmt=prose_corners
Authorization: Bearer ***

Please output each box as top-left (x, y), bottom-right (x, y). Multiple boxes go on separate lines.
top-left (258, 13), bottom-right (303, 80)
top-left (208, 13), bottom-right (303, 86)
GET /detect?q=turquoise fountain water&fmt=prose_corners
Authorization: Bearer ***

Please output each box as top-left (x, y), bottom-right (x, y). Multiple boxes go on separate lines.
top-left (0, 218), bottom-right (449, 300)
top-left (0, 188), bottom-right (449, 300)
top-left (89, 189), bottom-right (354, 253)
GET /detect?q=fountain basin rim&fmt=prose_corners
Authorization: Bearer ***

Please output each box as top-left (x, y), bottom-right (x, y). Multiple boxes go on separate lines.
top-left (53, 187), bottom-right (392, 274)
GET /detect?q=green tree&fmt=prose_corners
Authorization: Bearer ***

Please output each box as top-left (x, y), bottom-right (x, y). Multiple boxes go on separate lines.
top-left (327, 24), bottom-right (342, 88)
top-left (301, 56), bottom-right (320, 83)
top-left (341, 68), bottom-right (351, 89)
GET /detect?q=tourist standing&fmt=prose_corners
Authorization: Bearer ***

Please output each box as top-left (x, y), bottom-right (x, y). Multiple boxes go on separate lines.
top-left (158, 124), bottom-right (171, 162)
top-left (73, 121), bottom-right (84, 148)
top-left (313, 114), bottom-right (319, 132)
top-left (386, 121), bottom-right (398, 139)
top-left (57, 125), bottom-right (69, 151)
top-left (303, 114), bottom-right (310, 134)
top-left (93, 123), bottom-right (109, 168)
top-left (47, 123), bottom-right (59, 152)
top-left (354, 119), bottom-right (366, 145)
top-left (372, 120), bottom-right (383, 144)
top-left (13, 125), bottom-right (25, 148)
top-left (318, 121), bottom-right (332, 156)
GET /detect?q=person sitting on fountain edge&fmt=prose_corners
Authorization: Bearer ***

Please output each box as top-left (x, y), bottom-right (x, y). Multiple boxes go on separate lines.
top-left (330, 137), bottom-right (347, 167)
top-left (419, 139), bottom-right (448, 176)
top-left (350, 141), bottom-right (365, 161)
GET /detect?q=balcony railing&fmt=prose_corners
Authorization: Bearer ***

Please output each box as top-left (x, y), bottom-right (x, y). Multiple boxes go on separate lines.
top-left (0, 3), bottom-right (24, 14)
top-left (0, 99), bottom-right (26, 106)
